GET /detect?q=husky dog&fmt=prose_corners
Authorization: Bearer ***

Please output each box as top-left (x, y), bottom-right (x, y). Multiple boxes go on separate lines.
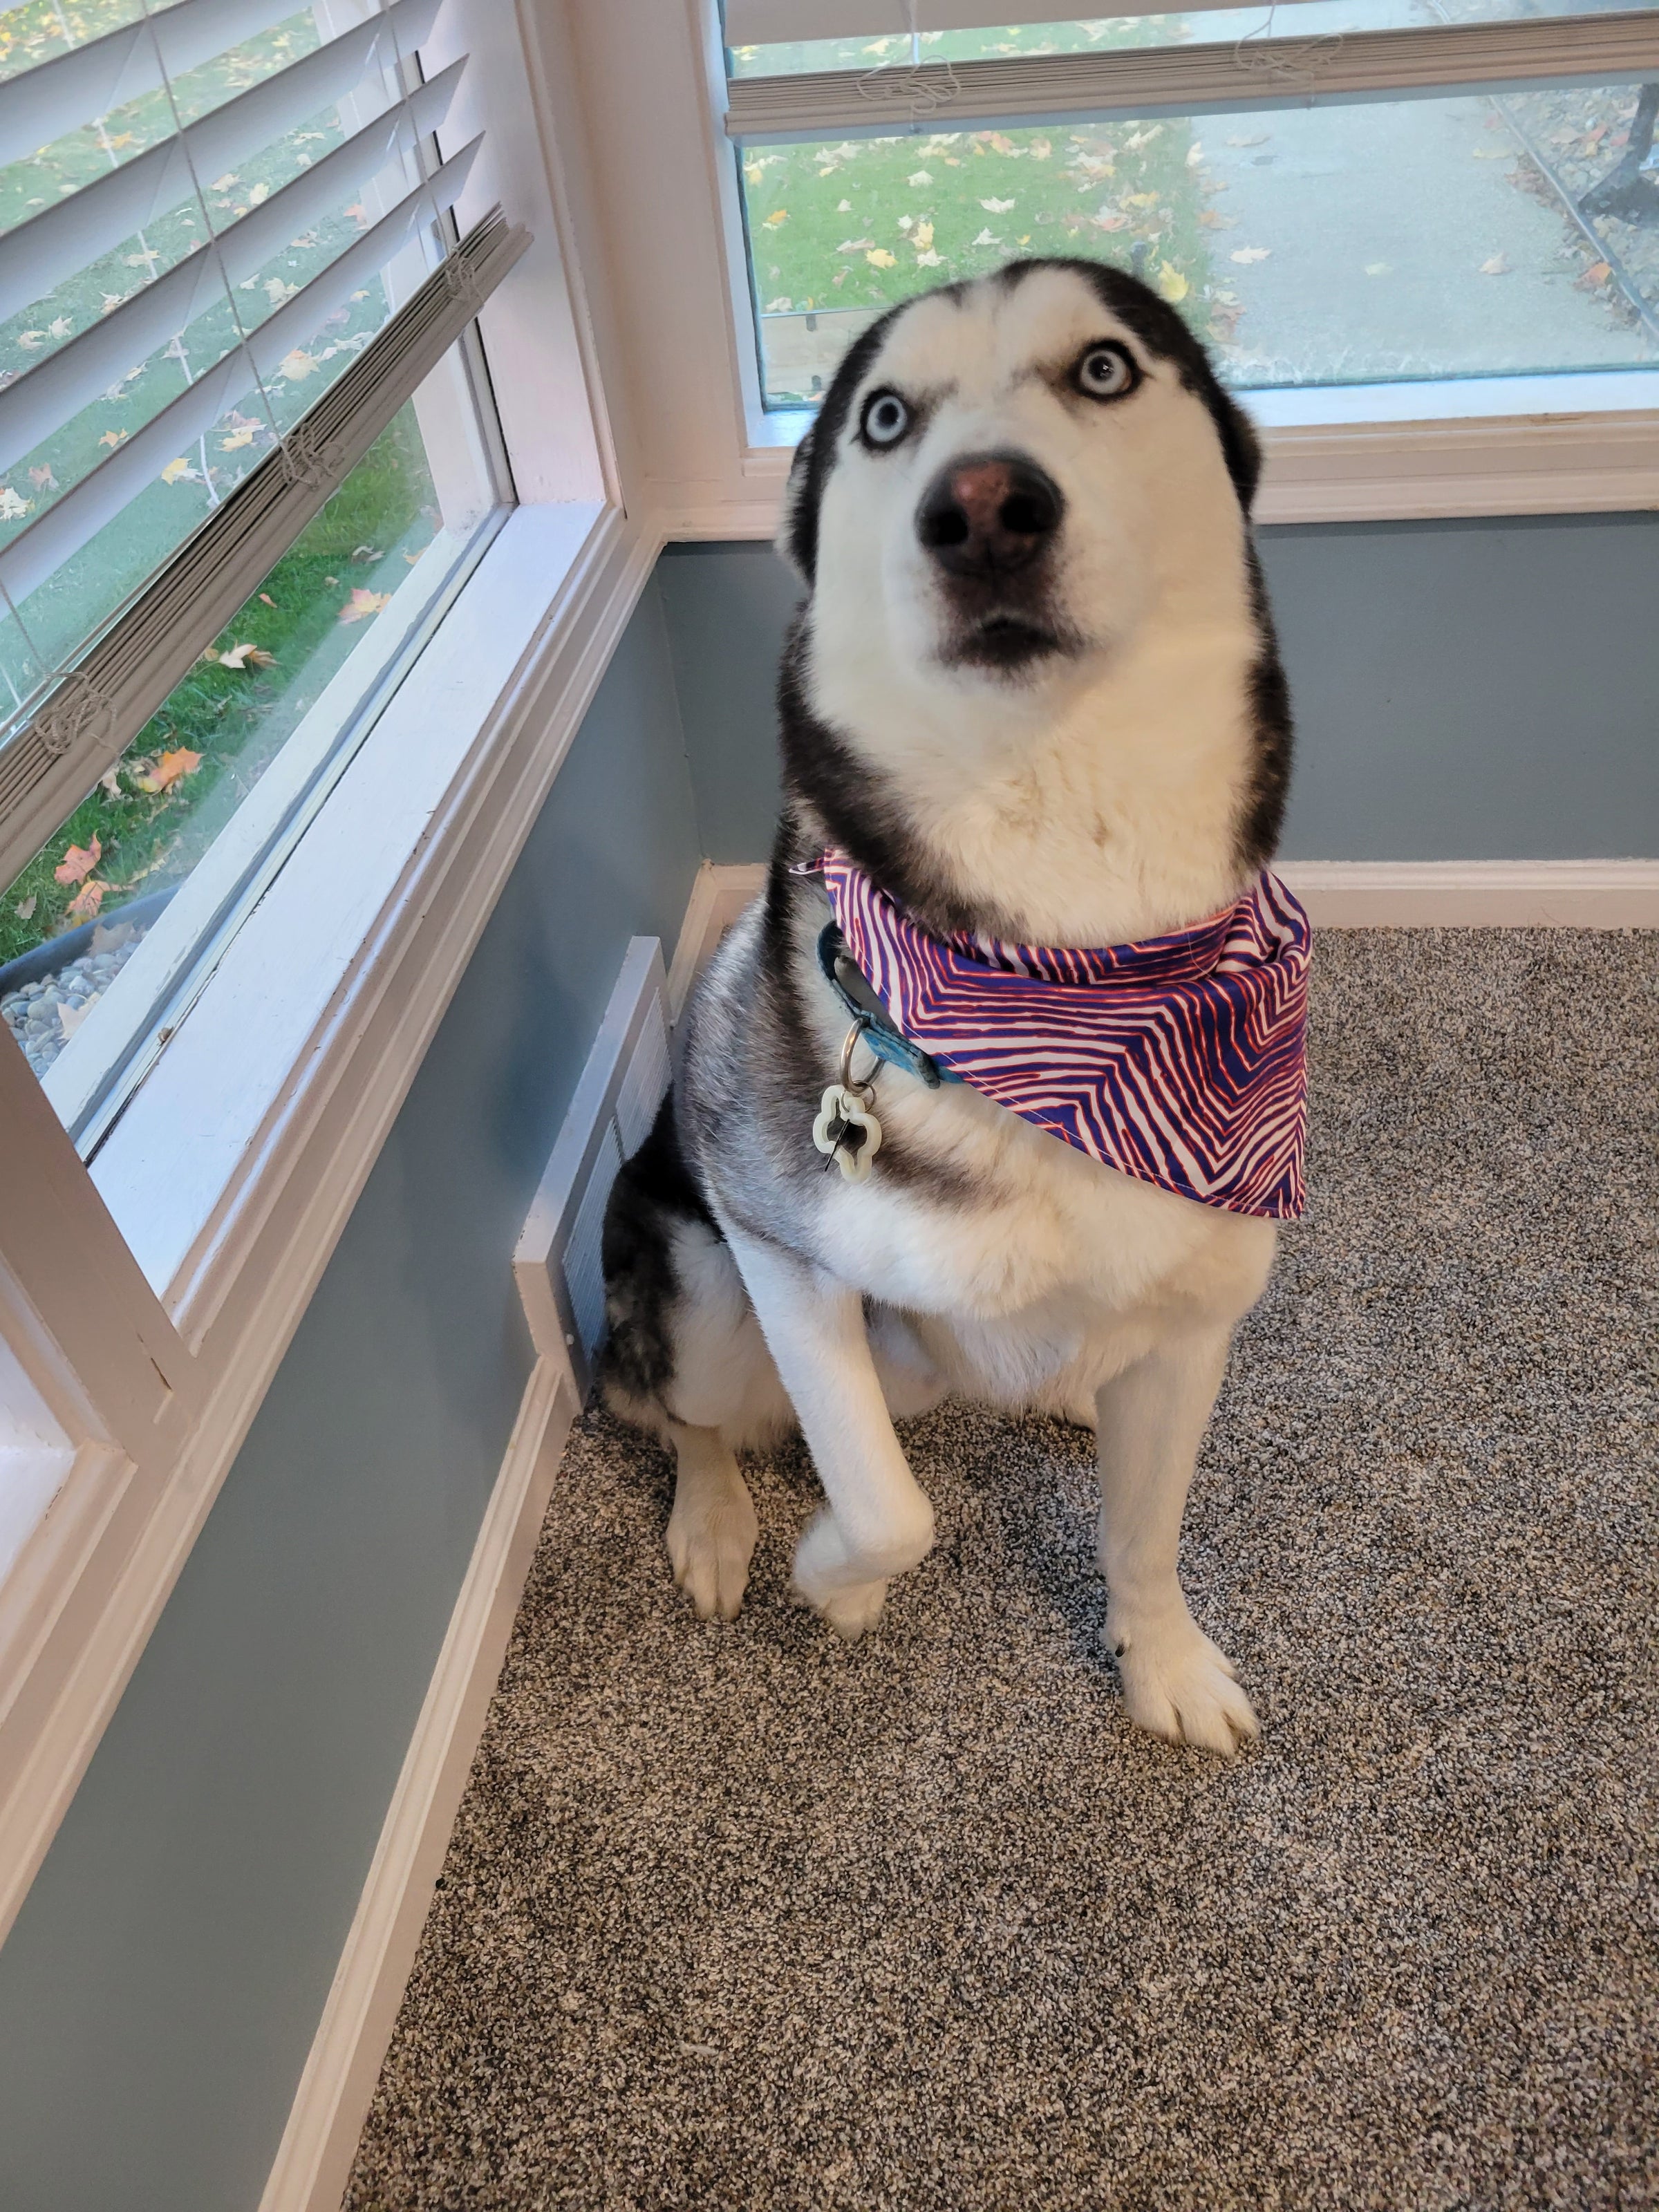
top-left (602, 259), bottom-right (1293, 1754)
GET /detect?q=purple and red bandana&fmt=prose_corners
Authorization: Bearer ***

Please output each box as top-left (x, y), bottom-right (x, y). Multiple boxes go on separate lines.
top-left (813, 849), bottom-right (1311, 1219)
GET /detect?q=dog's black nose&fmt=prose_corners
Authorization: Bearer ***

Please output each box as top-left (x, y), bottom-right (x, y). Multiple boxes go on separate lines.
top-left (917, 452), bottom-right (1063, 576)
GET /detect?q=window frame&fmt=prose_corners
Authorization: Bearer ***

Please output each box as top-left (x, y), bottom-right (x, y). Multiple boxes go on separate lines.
top-left (568, 0), bottom-right (1659, 535)
top-left (0, 0), bottom-right (637, 1947)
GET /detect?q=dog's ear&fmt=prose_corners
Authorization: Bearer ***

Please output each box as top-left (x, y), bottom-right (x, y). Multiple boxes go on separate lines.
top-left (777, 421), bottom-right (819, 587)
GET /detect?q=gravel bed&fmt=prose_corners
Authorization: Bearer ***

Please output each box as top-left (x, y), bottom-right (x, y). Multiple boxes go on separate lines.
top-left (1, 921), bottom-right (151, 1082)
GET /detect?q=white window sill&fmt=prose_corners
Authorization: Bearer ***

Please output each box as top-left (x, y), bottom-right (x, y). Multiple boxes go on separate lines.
top-left (84, 498), bottom-right (632, 1344)
top-left (733, 371), bottom-right (1659, 523)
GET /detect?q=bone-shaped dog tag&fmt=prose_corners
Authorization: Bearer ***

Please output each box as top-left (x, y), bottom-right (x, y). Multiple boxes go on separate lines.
top-left (812, 1084), bottom-right (883, 1183)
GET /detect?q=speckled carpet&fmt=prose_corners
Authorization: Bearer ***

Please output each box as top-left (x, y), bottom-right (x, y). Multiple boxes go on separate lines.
top-left (346, 930), bottom-right (1658, 2212)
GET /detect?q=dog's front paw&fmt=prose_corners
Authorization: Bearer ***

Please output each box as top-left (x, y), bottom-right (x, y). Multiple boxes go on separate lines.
top-left (666, 1487), bottom-right (758, 1622)
top-left (1109, 1609), bottom-right (1259, 1754)
top-left (791, 1507), bottom-right (910, 1640)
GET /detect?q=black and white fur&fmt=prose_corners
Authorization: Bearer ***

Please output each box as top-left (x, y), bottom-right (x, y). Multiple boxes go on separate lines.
top-left (601, 260), bottom-right (1292, 1754)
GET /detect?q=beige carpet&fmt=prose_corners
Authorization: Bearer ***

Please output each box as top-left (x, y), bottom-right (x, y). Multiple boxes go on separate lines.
top-left (346, 930), bottom-right (1659, 2211)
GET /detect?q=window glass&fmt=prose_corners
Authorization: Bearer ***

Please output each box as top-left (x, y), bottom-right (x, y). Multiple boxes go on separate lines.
top-left (0, 337), bottom-right (507, 1146)
top-left (740, 80), bottom-right (1659, 403)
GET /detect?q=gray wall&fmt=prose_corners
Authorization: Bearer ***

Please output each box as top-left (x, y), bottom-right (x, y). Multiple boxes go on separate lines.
top-left (0, 581), bottom-right (702, 2212)
top-left (656, 514), bottom-right (1659, 863)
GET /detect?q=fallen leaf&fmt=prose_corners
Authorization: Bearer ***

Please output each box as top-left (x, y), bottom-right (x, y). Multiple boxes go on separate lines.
top-left (1092, 212), bottom-right (1129, 232)
top-left (259, 592), bottom-right (277, 607)
top-left (58, 993), bottom-right (101, 1040)
top-left (339, 588), bottom-right (391, 623)
top-left (97, 429), bottom-right (128, 448)
top-left (760, 208), bottom-right (789, 229)
top-left (90, 919), bottom-right (133, 953)
top-left (1364, 261), bottom-right (1391, 277)
top-left (221, 427), bottom-right (256, 450)
top-left (211, 174), bottom-right (238, 191)
top-left (54, 834), bottom-right (101, 885)
top-left (1156, 261), bottom-right (1190, 303)
top-left (908, 169), bottom-right (933, 186)
top-left (1123, 191), bottom-right (1159, 208)
top-left (1479, 252), bottom-right (1509, 276)
top-left (1226, 133), bottom-right (1269, 148)
top-left (132, 747), bottom-right (200, 793)
top-left (214, 641), bottom-right (273, 670)
top-left (1578, 260), bottom-right (1612, 287)
top-left (15, 894), bottom-right (35, 920)
top-left (0, 486), bottom-right (30, 520)
top-left (972, 228), bottom-right (1002, 246)
top-left (278, 349), bottom-right (318, 381)
top-left (47, 315), bottom-right (73, 340)
top-left (65, 879), bottom-right (105, 921)
top-left (160, 457), bottom-right (198, 484)
top-left (98, 765), bottom-right (124, 797)
top-left (1197, 209), bottom-right (1235, 229)
top-left (1187, 142), bottom-right (1204, 167)
top-left (1470, 147), bottom-right (1513, 159)
top-left (865, 247), bottom-right (897, 268)
top-left (344, 203), bottom-right (371, 227)
top-left (836, 237), bottom-right (877, 252)
top-left (1124, 125), bottom-right (1163, 150)
top-left (16, 330), bottom-right (44, 349)
top-left (1230, 246), bottom-right (1271, 263)
top-left (980, 196), bottom-right (1016, 213)
top-left (350, 543), bottom-right (382, 561)
top-left (836, 198), bottom-right (852, 212)
top-left (403, 552), bottom-right (421, 565)
top-left (28, 465), bottom-right (55, 490)
top-left (915, 219), bottom-right (934, 250)
top-left (914, 250), bottom-right (943, 266)
top-left (1030, 139), bottom-right (1052, 160)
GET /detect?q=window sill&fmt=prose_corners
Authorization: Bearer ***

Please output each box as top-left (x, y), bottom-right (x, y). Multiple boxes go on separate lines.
top-left (724, 372), bottom-right (1659, 527)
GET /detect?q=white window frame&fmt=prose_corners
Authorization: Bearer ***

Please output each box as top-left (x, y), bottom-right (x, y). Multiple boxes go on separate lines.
top-left (0, 0), bottom-right (661, 1946)
top-left (565, 0), bottom-right (1659, 534)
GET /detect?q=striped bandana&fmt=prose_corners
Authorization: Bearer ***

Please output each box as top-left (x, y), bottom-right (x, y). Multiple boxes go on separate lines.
top-left (813, 848), bottom-right (1311, 1219)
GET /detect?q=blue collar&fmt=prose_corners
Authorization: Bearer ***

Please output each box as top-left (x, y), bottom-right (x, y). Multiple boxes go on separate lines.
top-left (816, 922), bottom-right (962, 1089)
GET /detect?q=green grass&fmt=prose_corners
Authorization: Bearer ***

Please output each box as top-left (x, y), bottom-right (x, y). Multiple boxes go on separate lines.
top-left (736, 23), bottom-right (1236, 404)
top-left (0, 404), bottom-right (438, 968)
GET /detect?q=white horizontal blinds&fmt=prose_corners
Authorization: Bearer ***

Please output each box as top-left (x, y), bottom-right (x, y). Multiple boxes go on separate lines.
top-left (0, 0), bottom-right (460, 695)
top-left (0, 205), bottom-right (529, 892)
top-left (0, 11), bottom-right (449, 324)
top-left (724, 8), bottom-right (1659, 136)
top-left (723, 0), bottom-right (1329, 36)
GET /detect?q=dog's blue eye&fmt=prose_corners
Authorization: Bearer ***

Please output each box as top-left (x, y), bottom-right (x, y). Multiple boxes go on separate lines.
top-left (1077, 344), bottom-right (1136, 401)
top-left (861, 391), bottom-right (910, 448)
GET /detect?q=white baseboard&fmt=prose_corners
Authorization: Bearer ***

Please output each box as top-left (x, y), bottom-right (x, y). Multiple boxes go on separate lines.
top-left (1278, 859), bottom-right (1659, 928)
top-left (678, 859), bottom-right (1659, 938)
top-left (665, 861), bottom-right (768, 1023)
top-left (257, 1355), bottom-right (579, 2212)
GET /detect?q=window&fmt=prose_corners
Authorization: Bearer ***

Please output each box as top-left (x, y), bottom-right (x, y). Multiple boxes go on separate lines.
top-left (0, 0), bottom-right (523, 1145)
top-left (723, 3), bottom-right (1659, 411)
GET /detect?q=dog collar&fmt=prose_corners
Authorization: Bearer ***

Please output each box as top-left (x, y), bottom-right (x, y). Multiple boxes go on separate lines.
top-left (804, 849), bottom-right (1312, 1219)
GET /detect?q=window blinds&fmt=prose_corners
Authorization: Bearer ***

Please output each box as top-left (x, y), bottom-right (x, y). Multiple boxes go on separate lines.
top-left (724, 7), bottom-right (1659, 140)
top-left (0, 0), bottom-right (525, 872)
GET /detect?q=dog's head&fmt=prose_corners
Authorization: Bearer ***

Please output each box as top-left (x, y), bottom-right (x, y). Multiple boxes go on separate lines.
top-left (780, 258), bottom-right (1262, 693)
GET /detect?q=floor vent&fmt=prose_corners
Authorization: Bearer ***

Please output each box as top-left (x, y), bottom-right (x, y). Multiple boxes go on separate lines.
top-left (514, 937), bottom-right (670, 1398)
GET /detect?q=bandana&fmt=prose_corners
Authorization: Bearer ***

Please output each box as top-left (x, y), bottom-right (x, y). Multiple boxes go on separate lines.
top-left (812, 848), bottom-right (1311, 1219)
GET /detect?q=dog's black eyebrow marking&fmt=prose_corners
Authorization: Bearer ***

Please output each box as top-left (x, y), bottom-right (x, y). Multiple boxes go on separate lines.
top-left (986, 256), bottom-right (1263, 510)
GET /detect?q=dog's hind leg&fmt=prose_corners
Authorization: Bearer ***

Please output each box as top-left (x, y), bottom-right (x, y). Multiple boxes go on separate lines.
top-left (664, 1422), bottom-right (758, 1621)
top-left (1095, 1320), bottom-right (1259, 1755)
top-left (728, 1230), bottom-right (935, 1640)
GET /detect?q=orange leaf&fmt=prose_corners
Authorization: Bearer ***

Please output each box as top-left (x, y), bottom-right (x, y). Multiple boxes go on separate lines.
top-left (338, 588), bottom-right (391, 623)
top-left (132, 747), bottom-right (202, 794)
top-left (1577, 260), bottom-right (1612, 288)
top-left (54, 833), bottom-right (101, 885)
top-left (65, 879), bottom-right (106, 921)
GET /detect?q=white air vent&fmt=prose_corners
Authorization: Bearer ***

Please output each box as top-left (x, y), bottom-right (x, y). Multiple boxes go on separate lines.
top-left (514, 937), bottom-right (671, 1397)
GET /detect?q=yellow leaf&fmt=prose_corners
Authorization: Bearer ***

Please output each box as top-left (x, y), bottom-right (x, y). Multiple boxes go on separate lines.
top-left (865, 247), bottom-right (897, 269)
top-left (160, 457), bottom-right (194, 484)
top-left (914, 219), bottom-right (934, 250)
top-left (278, 349), bottom-right (318, 381)
top-left (220, 427), bottom-right (256, 450)
top-left (64, 881), bottom-right (106, 923)
top-left (97, 429), bottom-right (128, 449)
top-left (760, 209), bottom-right (789, 229)
top-left (1156, 261), bottom-right (1189, 303)
top-left (132, 747), bottom-right (201, 794)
